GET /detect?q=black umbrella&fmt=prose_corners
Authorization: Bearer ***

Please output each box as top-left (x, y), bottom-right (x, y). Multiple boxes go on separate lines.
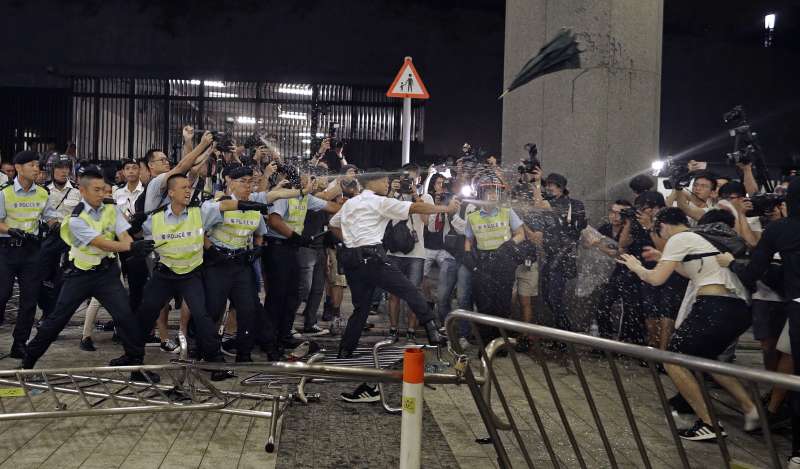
top-left (499, 28), bottom-right (582, 99)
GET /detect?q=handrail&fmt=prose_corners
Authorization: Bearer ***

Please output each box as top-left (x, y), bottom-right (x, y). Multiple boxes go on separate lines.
top-left (445, 309), bottom-right (800, 392)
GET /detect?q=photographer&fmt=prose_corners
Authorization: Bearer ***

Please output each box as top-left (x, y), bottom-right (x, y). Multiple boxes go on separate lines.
top-left (618, 207), bottom-right (757, 441)
top-left (385, 164), bottom-right (429, 341)
top-left (629, 174), bottom-right (655, 198)
top-left (591, 200), bottom-right (644, 343)
top-left (735, 178), bottom-right (800, 462)
top-left (313, 138), bottom-right (347, 173)
top-left (671, 171), bottom-right (718, 222)
top-left (539, 173), bottom-right (586, 333)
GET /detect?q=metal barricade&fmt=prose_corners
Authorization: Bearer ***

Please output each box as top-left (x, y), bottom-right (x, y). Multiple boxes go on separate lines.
top-left (445, 309), bottom-right (800, 469)
top-left (0, 358), bottom-right (467, 455)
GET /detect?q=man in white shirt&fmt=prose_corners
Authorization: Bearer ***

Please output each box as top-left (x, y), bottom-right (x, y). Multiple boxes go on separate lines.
top-left (113, 159), bottom-right (144, 219)
top-left (46, 157), bottom-right (81, 221)
top-left (328, 168), bottom-right (460, 359)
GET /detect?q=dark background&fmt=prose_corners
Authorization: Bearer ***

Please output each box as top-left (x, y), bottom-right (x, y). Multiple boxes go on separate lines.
top-left (0, 0), bottom-right (798, 167)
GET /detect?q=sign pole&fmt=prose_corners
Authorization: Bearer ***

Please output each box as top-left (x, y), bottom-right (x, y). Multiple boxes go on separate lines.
top-left (402, 96), bottom-right (411, 166)
top-left (386, 55), bottom-right (429, 167)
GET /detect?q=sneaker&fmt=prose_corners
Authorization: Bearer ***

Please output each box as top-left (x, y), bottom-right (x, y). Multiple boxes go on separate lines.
top-left (293, 325), bottom-right (330, 338)
top-left (221, 338), bottom-right (238, 357)
top-left (144, 333), bottom-right (160, 346)
top-left (102, 320), bottom-right (115, 331)
top-left (160, 339), bottom-right (179, 354)
top-left (79, 337), bottom-right (97, 352)
top-left (744, 409), bottom-right (761, 433)
top-left (406, 329), bottom-right (416, 342)
top-left (678, 420), bottom-right (726, 441)
top-left (341, 383), bottom-right (380, 403)
top-left (388, 328), bottom-right (399, 341)
top-left (788, 456), bottom-right (800, 469)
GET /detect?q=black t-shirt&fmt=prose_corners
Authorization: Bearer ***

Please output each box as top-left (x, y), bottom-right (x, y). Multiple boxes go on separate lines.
top-left (627, 221), bottom-right (656, 267)
top-left (597, 222), bottom-right (619, 241)
top-left (321, 150), bottom-right (343, 173)
top-left (302, 209), bottom-right (329, 249)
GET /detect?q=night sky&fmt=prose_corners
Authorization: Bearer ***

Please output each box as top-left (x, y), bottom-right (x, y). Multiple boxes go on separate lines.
top-left (1, 0), bottom-right (799, 167)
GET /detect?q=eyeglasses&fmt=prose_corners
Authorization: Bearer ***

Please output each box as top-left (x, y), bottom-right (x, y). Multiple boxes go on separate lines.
top-left (151, 157), bottom-right (168, 164)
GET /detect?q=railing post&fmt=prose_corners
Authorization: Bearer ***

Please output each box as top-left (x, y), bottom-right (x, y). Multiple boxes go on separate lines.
top-left (399, 348), bottom-right (424, 469)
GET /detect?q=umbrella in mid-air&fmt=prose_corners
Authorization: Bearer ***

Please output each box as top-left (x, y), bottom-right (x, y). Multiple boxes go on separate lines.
top-left (499, 28), bottom-right (582, 99)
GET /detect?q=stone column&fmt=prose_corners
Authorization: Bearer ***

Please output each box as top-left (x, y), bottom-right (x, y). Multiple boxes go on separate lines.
top-left (503, 0), bottom-right (664, 222)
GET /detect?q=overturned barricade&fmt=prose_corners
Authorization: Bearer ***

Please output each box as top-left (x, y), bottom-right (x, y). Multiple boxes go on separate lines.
top-left (445, 309), bottom-right (800, 469)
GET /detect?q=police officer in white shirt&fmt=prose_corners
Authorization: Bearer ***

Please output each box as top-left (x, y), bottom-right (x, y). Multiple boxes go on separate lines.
top-left (38, 156), bottom-right (83, 317)
top-left (113, 159), bottom-right (144, 219)
top-left (328, 168), bottom-right (460, 358)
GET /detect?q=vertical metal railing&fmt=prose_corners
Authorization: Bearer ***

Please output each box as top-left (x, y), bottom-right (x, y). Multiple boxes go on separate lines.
top-left (445, 310), bottom-right (800, 469)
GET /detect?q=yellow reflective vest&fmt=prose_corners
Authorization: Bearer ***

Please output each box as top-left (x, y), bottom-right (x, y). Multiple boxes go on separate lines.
top-left (151, 207), bottom-right (204, 274)
top-left (60, 205), bottom-right (116, 270)
top-left (467, 208), bottom-right (512, 251)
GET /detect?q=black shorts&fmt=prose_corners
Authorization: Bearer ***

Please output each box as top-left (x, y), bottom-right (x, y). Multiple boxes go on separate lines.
top-left (667, 296), bottom-right (751, 360)
top-left (751, 300), bottom-right (787, 341)
top-left (640, 273), bottom-right (688, 320)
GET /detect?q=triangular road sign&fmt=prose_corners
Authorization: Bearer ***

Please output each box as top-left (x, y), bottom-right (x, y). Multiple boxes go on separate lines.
top-left (386, 57), bottom-right (430, 99)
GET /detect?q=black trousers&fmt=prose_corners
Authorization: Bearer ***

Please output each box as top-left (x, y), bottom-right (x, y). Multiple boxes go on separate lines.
top-left (262, 243), bottom-right (301, 352)
top-left (25, 264), bottom-right (141, 365)
top-left (36, 233), bottom-right (67, 318)
top-left (541, 260), bottom-right (573, 331)
top-left (595, 267), bottom-right (644, 343)
top-left (339, 252), bottom-right (435, 354)
top-left (137, 267), bottom-right (220, 360)
top-left (120, 252), bottom-right (149, 313)
top-left (203, 259), bottom-right (256, 356)
top-left (0, 243), bottom-right (41, 343)
top-left (472, 252), bottom-right (517, 343)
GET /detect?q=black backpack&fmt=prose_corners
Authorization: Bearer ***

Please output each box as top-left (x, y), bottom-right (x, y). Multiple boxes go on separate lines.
top-left (383, 217), bottom-right (416, 254)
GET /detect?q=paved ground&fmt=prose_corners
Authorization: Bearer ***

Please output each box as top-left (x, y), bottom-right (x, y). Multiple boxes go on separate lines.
top-left (0, 285), bottom-right (789, 469)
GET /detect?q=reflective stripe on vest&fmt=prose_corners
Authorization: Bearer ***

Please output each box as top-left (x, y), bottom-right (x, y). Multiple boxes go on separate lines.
top-left (61, 206), bottom-right (117, 270)
top-left (152, 207), bottom-right (204, 274)
top-left (2, 185), bottom-right (48, 234)
top-left (285, 196), bottom-right (309, 234)
top-left (467, 208), bottom-right (512, 251)
top-left (208, 209), bottom-right (261, 249)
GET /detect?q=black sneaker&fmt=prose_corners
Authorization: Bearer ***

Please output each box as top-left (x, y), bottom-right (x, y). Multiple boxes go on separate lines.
top-left (406, 329), bottom-right (417, 342)
top-left (341, 383), bottom-right (380, 403)
top-left (102, 320), bottom-right (115, 331)
top-left (79, 337), bottom-right (97, 352)
top-left (301, 325), bottom-right (330, 337)
top-left (678, 420), bottom-right (727, 441)
top-left (388, 328), bottom-right (399, 341)
top-left (144, 333), bottom-right (160, 346)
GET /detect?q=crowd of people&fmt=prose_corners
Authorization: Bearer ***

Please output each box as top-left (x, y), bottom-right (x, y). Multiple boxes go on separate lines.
top-left (2, 127), bottom-right (800, 464)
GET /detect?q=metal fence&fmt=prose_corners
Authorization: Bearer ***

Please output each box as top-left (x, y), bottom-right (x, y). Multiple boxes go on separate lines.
top-left (70, 78), bottom-right (424, 165)
top-left (445, 309), bottom-right (800, 469)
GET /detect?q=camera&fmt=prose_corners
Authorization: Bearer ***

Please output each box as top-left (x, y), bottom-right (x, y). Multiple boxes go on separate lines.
top-left (746, 193), bottom-right (784, 217)
top-left (269, 163), bottom-right (302, 189)
top-left (725, 145), bottom-right (756, 165)
top-left (619, 207), bottom-right (638, 220)
top-left (517, 143), bottom-right (542, 174)
top-left (653, 158), bottom-right (691, 190)
top-left (398, 172), bottom-right (415, 194)
top-left (435, 191), bottom-right (454, 205)
top-left (195, 129), bottom-right (235, 152)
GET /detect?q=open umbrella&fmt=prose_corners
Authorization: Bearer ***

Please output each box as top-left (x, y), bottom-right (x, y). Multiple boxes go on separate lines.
top-left (499, 28), bottom-right (582, 99)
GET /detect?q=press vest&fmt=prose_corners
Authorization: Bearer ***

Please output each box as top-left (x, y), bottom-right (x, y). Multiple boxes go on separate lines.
top-left (61, 205), bottom-right (116, 270)
top-left (467, 208), bottom-right (512, 251)
top-left (151, 207), bottom-right (204, 274)
top-left (286, 196), bottom-right (309, 234)
top-left (2, 184), bottom-right (48, 234)
top-left (208, 209), bottom-right (261, 249)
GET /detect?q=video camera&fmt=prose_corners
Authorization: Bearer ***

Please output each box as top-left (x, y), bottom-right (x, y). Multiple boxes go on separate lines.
top-left (746, 193), bottom-right (785, 217)
top-left (517, 143), bottom-right (542, 174)
top-left (619, 207), bottom-right (638, 221)
top-left (723, 105), bottom-right (774, 193)
top-left (398, 171), bottom-right (416, 195)
top-left (652, 157), bottom-right (691, 190)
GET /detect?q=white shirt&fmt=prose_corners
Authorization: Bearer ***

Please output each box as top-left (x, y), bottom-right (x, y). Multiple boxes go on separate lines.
top-left (113, 181), bottom-right (144, 218)
top-left (46, 180), bottom-right (81, 221)
top-left (661, 231), bottom-right (749, 327)
top-left (388, 193), bottom-right (429, 259)
top-left (329, 189), bottom-right (412, 248)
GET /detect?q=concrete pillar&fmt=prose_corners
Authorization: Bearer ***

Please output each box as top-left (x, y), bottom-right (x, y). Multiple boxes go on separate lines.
top-left (503, 0), bottom-right (664, 222)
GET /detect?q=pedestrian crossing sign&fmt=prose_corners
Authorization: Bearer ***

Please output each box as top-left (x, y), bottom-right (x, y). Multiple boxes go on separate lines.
top-left (386, 57), bottom-right (430, 99)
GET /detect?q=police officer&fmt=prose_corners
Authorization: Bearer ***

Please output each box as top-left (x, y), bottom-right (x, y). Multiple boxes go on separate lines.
top-left (38, 156), bottom-right (82, 318)
top-left (115, 173), bottom-right (290, 379)
top-left (203, 166), bottom-right (267, 363)
top-left (22, 168), bottom-right (153, 373)
top-left (259, 167), bottom-right (340, 361)
top-left (462, 175), bottom-right (526, 343)
top-left (328, 168), bottom-right (457, 359)
top-left (0, 151), bottom-right (56, 357)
